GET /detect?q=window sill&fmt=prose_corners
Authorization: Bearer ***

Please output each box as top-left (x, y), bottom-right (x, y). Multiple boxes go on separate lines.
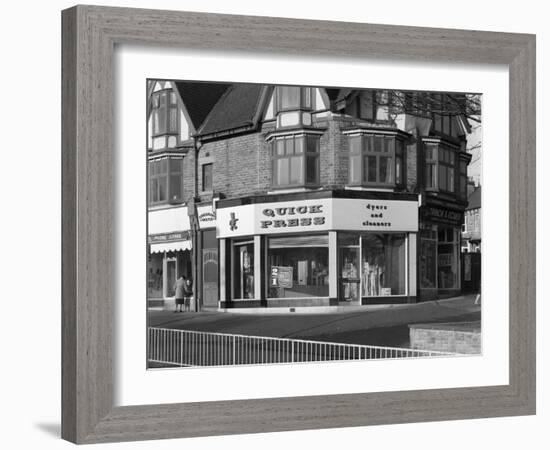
top-left (267, 185), bottom-right (321, 194)
top-left (345, 185), bottom-right (396, 192)
top-left (148, 202), bottom-right (186, 211)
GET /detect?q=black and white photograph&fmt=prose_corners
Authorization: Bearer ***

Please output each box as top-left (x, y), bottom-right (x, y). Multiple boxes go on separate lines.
top-left (146, 80), bottom-right (483, 368)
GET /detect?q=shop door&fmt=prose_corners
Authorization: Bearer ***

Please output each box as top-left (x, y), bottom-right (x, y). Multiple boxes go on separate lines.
top-left (339, 247), bottom-right (360, 304)
top-left (202, 248), bottom-right (219, 307)
top-left (165, 258), bottom-right (177, 298)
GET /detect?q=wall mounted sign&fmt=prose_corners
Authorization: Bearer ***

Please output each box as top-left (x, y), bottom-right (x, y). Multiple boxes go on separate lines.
top-left (421, 206), bottom-right (463, 226)
top-left (217, 197), bottom-right (419, 238)
top-left (148, 231), bottom-right (190, 243)
top-left (197, 204), bottom-right (217, 229)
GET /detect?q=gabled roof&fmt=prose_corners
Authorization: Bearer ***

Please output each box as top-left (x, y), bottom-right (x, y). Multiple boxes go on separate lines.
top-left (466, 186), bottom-right (481, 210)
top-left (198, 84), bottom-right (267, 137)
top-left (174, 81), bottom-right (230, 131)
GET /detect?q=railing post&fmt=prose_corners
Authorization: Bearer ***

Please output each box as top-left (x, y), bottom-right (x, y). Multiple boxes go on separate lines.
top-left (232, 335), bottom-right (236, 365)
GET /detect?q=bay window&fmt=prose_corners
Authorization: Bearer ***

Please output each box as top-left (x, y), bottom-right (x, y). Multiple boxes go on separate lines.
top-left (348, 133), bottom-right (405, 187)
top-left (149, 157), bottom-right (183, 205)
top-left (424, 141), bottom-right (459, 194)
top-left (271, 134), bottom-right (320, 188)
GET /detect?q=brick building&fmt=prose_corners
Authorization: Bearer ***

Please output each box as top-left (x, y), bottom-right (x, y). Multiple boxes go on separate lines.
top-left (147, 80), bottom-right (473, 310)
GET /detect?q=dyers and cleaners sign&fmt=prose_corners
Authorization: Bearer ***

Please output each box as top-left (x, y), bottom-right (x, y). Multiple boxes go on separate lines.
top-left (217, 198), bottom-right (418, 238)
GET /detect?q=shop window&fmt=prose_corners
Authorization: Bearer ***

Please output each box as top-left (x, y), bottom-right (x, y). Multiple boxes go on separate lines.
top-left (348, 134), bottom-right (405, 187)
top-left (271, 134), bottom-right (320, 188)
top-left (276, 86), bottom-right (313, 112)
top-left (202, 163), bottom-right (213, 192)
top-left (437, 226), bottom-right (460, 289)
top-left (361, 234), bottom-right (406, 296)
top-left (147, 253), bottom-right (164, 299)
top-left (424, 142), bottom-right (458, 193)
top-left (149, 157), bottom-right (183, 205)
top-left (233, 241), bottom-right (254, 300)
top-left (268, 235), bottom-right (329, 298)
top-left (419, 226), bottom-right (437, 288)
top-left (150, 89), bottom-right (178, 137)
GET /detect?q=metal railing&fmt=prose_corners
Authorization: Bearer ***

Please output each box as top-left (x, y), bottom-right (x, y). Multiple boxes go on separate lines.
top-left (148, 327), bottom-right (456, 367)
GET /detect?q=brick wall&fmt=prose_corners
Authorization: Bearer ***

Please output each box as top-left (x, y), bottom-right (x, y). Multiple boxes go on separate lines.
top-left (192, 114), bottom-right (425, 202)
top-left (409, 324), bottom-right (481, 354)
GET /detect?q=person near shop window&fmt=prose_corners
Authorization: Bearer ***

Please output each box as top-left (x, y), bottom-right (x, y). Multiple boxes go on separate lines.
top-left (183, 277), bottom-right (193, 312)
top-left (174, 275), bottom-right (186, 313)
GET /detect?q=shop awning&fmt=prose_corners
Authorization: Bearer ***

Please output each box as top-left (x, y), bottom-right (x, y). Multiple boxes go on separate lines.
top-left (150, 240), bottom-right (192, 253)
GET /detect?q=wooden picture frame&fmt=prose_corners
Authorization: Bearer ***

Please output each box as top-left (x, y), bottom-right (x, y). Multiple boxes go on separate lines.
top-left (61, 5), bottom-right (536, 444)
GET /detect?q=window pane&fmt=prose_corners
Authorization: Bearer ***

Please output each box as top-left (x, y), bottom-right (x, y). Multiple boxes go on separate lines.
top-left (294, 137), bottom-right (304, 154)
top-left (449, 150), bottom-right (455, 165)
top-left (303, 88), bottom-right (312, 108)
top-left (158, 177), bottom-right (167, 202)
top-left (361, 234), bottom-right (406, 296)
top-left (349, 136), bottom-right (362, 154)
top-left (285, 137), bottom-right (294, 155)
top-left (268, 242), bottom-right (329, 298)
top-left (350, 154), bottom-right (361, 184)
top-left (289, 156), bottom-right (303, 184)
top-left (202, 164), bottom-right (212, 191)
top-left (383, 137), bottom-right (394, 153)
top-left (170, 174), bottom-right (182, 201)
top-left (159, 159), bottom-right (168, 174)
top-left (396, 139), bottom-right (404, 156)
top-left (366, 156), bottom-right (377, 182)
top-left (149, 179), bottom-right (158, 203)
top-left (447, 167), bottom-right (455, 192)
top-left (275, 139), bottom-right (285, 156)
top-left (276, 158), bottom-right (289, 186)
top-left (420, 236), bottom-right (437, 288)
top-left (374, 136), bottom-right (383, 152)
top-left (438, 227), bottom-right (458, 288)
top-left (280, 86), bottom-right (301, 109)
top-left (306, 156), bottom-right (318, 184)
top-left (169, 107), bottom-right (177, 133)
top-left (379, 156), bottom-right (392, 183)
top-left (234, 243), bottom-right (255, 299)
top-left (395, 156), bottom-right (402, 184)
top-left (365, 135), bottom-right (372, 153)
top-left (439, 164), bottom-right (447, 190)
top-left (306, 136), bottom-right (318, 153)
top-left (170, 158), bottom-right (182, 174)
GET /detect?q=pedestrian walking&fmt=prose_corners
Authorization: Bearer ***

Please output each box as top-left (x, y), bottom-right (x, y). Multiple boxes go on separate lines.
top-left (184, 277), bottom-right (193, 312)
top-left (174, 275), bottom-right (186, 312)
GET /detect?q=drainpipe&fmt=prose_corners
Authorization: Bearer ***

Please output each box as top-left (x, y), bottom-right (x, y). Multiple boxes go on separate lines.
top-left (191, 136), bottom-right (200, 312)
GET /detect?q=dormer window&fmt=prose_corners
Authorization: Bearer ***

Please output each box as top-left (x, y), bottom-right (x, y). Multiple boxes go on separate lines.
top-left (346, 131), bottom-right (407, 188)
top-left (148, 82), bottom-right (180, 151)
top-left (274, 86), bottom-right (314, 129)
top-left (276, 86), bottom-right (313, 112)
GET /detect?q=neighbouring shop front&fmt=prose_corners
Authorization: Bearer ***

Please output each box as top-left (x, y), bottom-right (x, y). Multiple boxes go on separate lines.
top-left (418, 204), bottom-right (464, 301)
top-left (147, 206), bottom-right (193, 309)
top-left (216, 190), bottom-right (419, 309)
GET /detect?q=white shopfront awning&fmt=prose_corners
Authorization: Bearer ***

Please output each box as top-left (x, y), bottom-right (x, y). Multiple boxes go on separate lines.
top-left (150, 240), bottom-right (192, 254)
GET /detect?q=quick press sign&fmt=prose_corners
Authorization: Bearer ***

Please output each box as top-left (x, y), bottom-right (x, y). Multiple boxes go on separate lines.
top-left (217, 197), bottom-right (418, 238)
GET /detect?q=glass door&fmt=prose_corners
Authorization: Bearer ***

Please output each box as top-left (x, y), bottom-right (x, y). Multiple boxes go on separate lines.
top-left (165, 257), bottom-right (177, 298)
top-left (339, 247), bottom-right (360, 304)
